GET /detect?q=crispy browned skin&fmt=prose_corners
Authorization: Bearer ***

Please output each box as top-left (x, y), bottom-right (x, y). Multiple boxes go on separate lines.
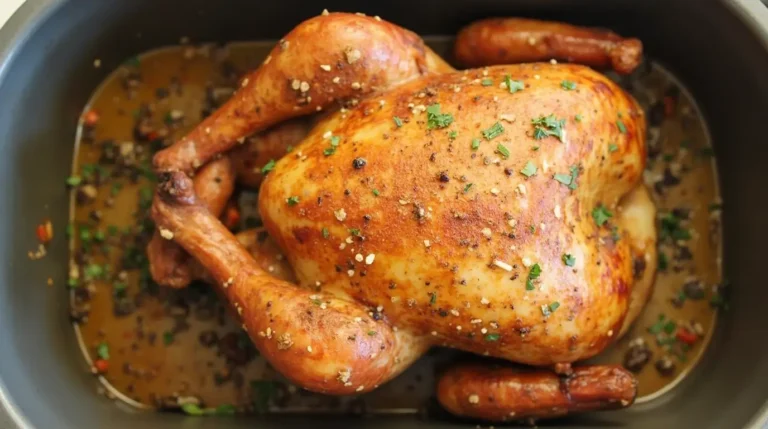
top-left (454, 18), bottom-right (643, 74)
top-left (152, 172), bottom-right (426, 394)
top-left (153, 12), bottom-right (453, 174)
top-left (147, 157), bottom-right (234, 287)
top-left (437, 364), bottom-right (637, 421)
top-left (231, 119), bottom-right (311, 189)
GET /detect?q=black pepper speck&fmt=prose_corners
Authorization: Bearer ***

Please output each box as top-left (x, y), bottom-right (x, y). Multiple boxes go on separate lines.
top-left (352, 158), bottom-right (367, 169)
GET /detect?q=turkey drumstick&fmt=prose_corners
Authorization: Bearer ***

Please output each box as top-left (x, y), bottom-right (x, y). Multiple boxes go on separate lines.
top-left (153, 12), bottom-right (453, 174)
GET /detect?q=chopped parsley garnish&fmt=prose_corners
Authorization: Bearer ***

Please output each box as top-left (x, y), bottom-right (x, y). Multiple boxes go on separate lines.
top-left (96, 342), bottom-right (110, 360)
top-left (79, 226), bottom-right (92, 242)
top-left (608, 143), bottom-right (619, 153)
top-left (530, 224), bottom-right (536, 233)
top-left (393, 116), bottom-right (403, 127)
top-left (532, 145), bottom-right (540, 151)
top-left (504, 75), bottom-right (525, 93)
top-left (367, 330), bottom-right (377, 336)
top-left (286, 196), bottom-right (300, 206)
top-left (213, 405), bottom-right (236, 416)
top-left (348, 228), bottom-right (361, 236)
top-left (448, 131), bottom-right (458, 141)
top-left (163, 331), bottom-right (174, 345)
top-left (562, 254), bottom-right (576, 267)
top-left (520, 161), bottom-right (537, 177)
top-left (372, 189), bottom-right (380, 197)
top-left (482, 122), bottom-right (504, 140)
top-left (658, 252), bottom-right (668, 271)
top-left (560, 80), bottom-right (577, 90)
top-left (471, 138), bottom-right (481, 151)
top-left (497, 144), bottom-right (510, 159)
top-left (541, 302), bottom-right (560, 317)
top-left (426, 104), bottom-right (454, 129)
top-left (553, 173), bottom-right (571, 185)
top-left (323, 135), bottom-right (341, 156)
top-left (261, 159), bottom-right (276, 174)
top-left (611, 226), bottom-right (621, 242)
top-left (574, 114), bottom-right (583, 122)
top-left (532, 114), bottom-right (566, 142)
top-left (93, 230), bottom-right (105, 242)
top-left (485, 333), bottom-right (500, 341)
top-left (553, 165), bottom-right (579, 190)
top-left (659, 212), bottom-right (692, 241)
top-left (110, 182), bottom-right (123, 197)
top-left (464, 183), bottom-right (473, 193)
top-left (592, 204), bottom-right (613, 227)
top-left (321, 227), bottom-right (330, 239)
top-left (526, 263), bottom-right (542, 290)
top-left (616, 118), bottom-right (627, 134)
top-left (429, 292), bottom-right (437, 305)
top-left (66, 176), bottom-right (82, 186)
top-left (84, 263), bottom-right (105, 280)
top-left (180, 403), bottom-right (204, 416)
top-left (285, 145), bottom-right (293, 153)
top-left (481, 78), bottom-right (493, 87)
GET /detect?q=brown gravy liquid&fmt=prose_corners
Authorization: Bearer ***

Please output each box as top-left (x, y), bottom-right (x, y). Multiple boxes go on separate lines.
top-left (69, 40), bottom-right (722, 414)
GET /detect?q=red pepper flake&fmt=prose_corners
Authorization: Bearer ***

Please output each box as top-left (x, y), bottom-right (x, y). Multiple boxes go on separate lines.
top-left (83, 110), bottom-right (100, 126)
top-left (663, 96), bottom-right (676, 118)
top-left (675, 328), bottom-right (698, 345)
top-left (36, 220), bottom-right (53, 244)
top-left (94, 359), bottom-right (109, 373)
top-left (224, 206), bottom-right (241, 229)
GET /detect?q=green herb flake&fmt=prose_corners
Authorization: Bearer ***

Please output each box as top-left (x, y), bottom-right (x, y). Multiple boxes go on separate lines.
top-left (608, 143), bottom-right (619, 153)
top-left (448, 130), bottom-right (458, 141)
top-left (286, 196), bottom-right (300, 206)
top-left (96, 342), bottom-right (110, 360)
top-left (568, 165), bottom-right (579, 190)
top-left (367, 330), bottom-right (377, 336)
top-left (532, 114), bottom-right (566, 142)
top-left (497, 143), bottom-right (510, 159)
top-left (426, 104), bottom-right (454, 129)
top-left (541, 302), bottom-right (561, 318)
top-left (464, 183), bottom-right (473, 193)
top-left (372, 189), bottom-right (380, 197)
top-left (330, 136), bottom-right (341, 147)
top-left (562, 254), bottom-right (576, 267)
top-left (181, 403), bottom-right (204, 416)
top-left (529, 224), bottom-right (536, 234)
top-left (648, 314), bottom-right (666, 334)
top-left (592, 204), bottom-right (613, 227)
top-left (575, 114), bottom-right (583, 122)
top-left (504, 75), bottom-right (525, 93)
top-left (616, 118), bottom-right (627, 134)
top-left (66, 176), bottom-right (82, 186)
top-left (663, 320), bottom-right (677, 334)
top-left (659, 212), bottom-right (692, 241)
top-left (323, 147), bottom-right (336, 156)
top-left (658, 252), bottom-right (668, 271)
top-left (526, 263), bottom-right (542, 291)
top-left (482, 122), bottom-right (504, 141)
top-left (285, 145), bottom-right (293, 153)
top-left (484, 333), bottom-right (500, 341)
top-left (481, 78), bottom-right (493, 87)
top-left (560, 80), bottom-right (577, 90)
top-left (471, 138), bottom-right (481, 151)
top-left (261, 159), bottom-right (276, 174)
top-left (429, 292), bottom-right (437, 305)
top-left (110, 182), bottom-right (123, 197)
top-left (553, 173), bottom-right (571, 185)
top-left (393, 116), bottom-right (403, 127)
top-left (520, 161), bottom-right (537, 177)
top-left (84, 264), bottom-right (104, 280)
top-left (549, 301), bottom-right (561, 312)
top-left (163, 331), bottom-right (174, 346)
top-left (532, 145), bottom-right (540, 151)
top-left (348, 228), bottom-right (361, 236)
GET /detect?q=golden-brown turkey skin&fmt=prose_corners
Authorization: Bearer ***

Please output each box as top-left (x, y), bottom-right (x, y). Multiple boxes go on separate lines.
top-left (147, 156), bottom-right (235, 288)
top-left (259, 63), bottom-right (648, 366)
top-left (454, 18), bottom-right (643, 75)
top-left (437, 364), bottom-right (637, 421)
top-left (153, 12), bottom-right (452, 175)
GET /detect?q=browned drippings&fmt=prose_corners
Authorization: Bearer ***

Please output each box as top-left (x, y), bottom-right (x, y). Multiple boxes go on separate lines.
top-left (68, 40), bottom-right (722, 414)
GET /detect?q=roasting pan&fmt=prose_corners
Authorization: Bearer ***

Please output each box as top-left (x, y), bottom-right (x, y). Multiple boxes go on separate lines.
top-left (2, 0), bottom-right (768, 427)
